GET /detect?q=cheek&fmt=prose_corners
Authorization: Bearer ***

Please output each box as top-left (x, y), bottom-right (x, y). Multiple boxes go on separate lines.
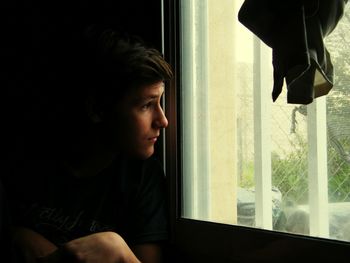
top-left (109, 111), bottom-right (150, 147)
top-left (130, 117), bottom-right (148, 138)
top-left (121, 115), bottom-right (145, 140)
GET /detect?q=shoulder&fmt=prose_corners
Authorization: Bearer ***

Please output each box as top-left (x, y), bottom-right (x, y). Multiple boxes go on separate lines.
top-left (120, 156), bottom-right (165, 195)
top-left (122, 156), bottom-right (164, 178)
top-left (115, 156), bottom-right (165, 192)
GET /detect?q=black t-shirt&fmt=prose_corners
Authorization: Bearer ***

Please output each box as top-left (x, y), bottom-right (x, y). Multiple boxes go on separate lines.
top-left (8, 156), bottom-right (168, 246)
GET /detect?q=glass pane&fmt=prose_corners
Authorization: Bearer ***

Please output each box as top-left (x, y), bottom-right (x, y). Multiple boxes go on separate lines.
top-left (325, 7), bottom-right (350, 241)
top-left (180, 0), bottom-right (350, 242)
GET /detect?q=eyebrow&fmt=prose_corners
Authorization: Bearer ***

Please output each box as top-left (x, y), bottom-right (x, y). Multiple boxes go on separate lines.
top-left (141, 90), bottom-right (164, 100)
top-left (146, 94), bottom-right (161, 100)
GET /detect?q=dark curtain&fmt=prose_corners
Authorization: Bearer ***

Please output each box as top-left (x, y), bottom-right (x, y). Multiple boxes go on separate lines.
top-left (238, 0), bottom-right (348, 104)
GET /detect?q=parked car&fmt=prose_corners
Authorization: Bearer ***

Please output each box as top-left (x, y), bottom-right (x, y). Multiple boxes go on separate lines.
top-left (237, 186), bottom-right (286, 230)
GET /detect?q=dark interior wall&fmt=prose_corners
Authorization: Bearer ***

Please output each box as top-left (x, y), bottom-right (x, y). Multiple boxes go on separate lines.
top-left (2, 1), bottom-right (163, 165)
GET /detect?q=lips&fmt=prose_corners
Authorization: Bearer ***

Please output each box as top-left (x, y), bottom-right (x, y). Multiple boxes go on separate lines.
top-left (148, 136), bottom-right (159, 143)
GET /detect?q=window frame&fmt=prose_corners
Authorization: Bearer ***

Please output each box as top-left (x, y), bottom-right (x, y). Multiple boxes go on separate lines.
top-left (162, 0), bottom-right (350, 261)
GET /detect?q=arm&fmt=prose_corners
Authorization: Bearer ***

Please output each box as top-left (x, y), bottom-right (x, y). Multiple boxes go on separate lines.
top-left (127, 158), bottom-right (168, 263)
top-left (39, 231), bottom-right (141, 263)
top-left (11, 227), bottom-right (58, 263)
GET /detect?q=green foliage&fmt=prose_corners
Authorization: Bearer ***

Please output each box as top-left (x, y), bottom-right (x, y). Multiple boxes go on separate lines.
top-left (270, 133), bottom-right (350, 204)
top-left (239, 162), bottom-right (255, 189)
top-left (328, 172), bottom-right (350, 202)
top-left (271, 135), bottom-right (308, 204)
top-left (328, 139), bottom-right (350, 202)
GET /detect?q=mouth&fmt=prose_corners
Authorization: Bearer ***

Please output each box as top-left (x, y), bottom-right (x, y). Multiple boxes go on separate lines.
top-left (148, 136), bottom-right (159, 143)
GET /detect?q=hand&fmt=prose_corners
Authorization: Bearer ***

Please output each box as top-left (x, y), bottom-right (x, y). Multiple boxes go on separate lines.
top-left (38, 232), bottom-right (141, 263)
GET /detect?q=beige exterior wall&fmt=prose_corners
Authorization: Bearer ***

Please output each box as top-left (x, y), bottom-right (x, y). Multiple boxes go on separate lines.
top-left (207, 0), bottom-right (237, 224)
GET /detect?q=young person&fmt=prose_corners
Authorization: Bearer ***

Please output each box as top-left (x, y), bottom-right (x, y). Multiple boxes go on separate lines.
top-left (6, 26), bottom-right (173, 263)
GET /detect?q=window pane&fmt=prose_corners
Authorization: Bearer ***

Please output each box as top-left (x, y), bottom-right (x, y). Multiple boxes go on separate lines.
top-left (180, 0), bottom-right (350, 242)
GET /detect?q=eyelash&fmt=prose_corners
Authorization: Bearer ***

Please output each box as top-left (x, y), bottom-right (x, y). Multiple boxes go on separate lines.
top-left (141, 102), bottom-right (153, 110)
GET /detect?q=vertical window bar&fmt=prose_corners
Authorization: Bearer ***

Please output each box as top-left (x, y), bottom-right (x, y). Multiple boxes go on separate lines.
top-left (307, 97), bottom-right (329, 238)
top-left (181, 0), bottom-right (195, 218)
top-left (194, 0), bottom-right (210, 220)
top-left (253, 37), bottom-right (272, 230)
top-left (181, 0), bottom-right (210, 219)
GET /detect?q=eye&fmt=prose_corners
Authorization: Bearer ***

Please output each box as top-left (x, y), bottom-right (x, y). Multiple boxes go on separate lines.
top-left (141, 101), bottom-right (153, 110)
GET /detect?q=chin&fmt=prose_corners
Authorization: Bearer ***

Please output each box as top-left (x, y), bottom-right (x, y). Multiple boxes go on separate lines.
top-left (141, 151), bottom-right (154, 160)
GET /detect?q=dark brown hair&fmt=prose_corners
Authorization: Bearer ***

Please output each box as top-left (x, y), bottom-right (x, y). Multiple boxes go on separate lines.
top-left (84, 27), bottom-right (173, 110)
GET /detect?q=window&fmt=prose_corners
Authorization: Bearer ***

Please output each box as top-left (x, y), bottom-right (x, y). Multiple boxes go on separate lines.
top-left (163, 0), bottom-right (350, 261)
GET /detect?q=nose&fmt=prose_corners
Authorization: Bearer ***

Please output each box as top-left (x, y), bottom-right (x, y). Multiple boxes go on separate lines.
top-left (154, 105), bottom-right (168, 129)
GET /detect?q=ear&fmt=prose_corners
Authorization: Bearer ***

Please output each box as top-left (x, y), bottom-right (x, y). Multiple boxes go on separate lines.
top-left (85, 95), bottom-right (103, 124)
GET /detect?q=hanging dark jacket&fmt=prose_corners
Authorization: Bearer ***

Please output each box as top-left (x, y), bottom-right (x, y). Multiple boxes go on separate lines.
top-left (238, 0), bottom-right (348, 104)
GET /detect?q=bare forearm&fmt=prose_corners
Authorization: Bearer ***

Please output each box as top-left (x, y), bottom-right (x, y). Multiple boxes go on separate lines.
top-left (40, 231), bottom-right (141, 263)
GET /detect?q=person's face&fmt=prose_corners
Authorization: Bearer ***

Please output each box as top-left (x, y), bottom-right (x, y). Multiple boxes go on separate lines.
top-left (110, 81), bottom-right (168, 159)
